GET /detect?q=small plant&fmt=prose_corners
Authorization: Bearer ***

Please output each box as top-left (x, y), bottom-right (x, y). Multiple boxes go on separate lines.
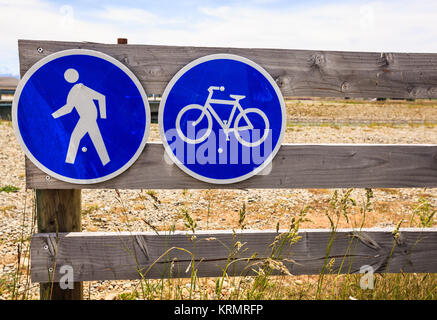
top-left (116, 291), bottom-right (139, 300)
top-left (0, 274), bottom-right (12, 297)
top-left (410, 197), bottom-right (436, 227)
top-left (182, 209), bottom-right (197, 234)
top-left (0, 185), bottom-right (20, 193)
top-left (144, 190), bottom-right (160, 210)
top-left (81, 204), bottom-right (100, 216)
top-left (206, 194), bottom-right (211, 229)
top-left (146, 190), bottom-right (160, 204)
top-left (142, 218), bottom-right (159, 235)
top-left (249, 206), bottom-right (309, 299)
top-left (180, 209), bottom-right (199, 299)
top-left (318, 189), bottom-right (359, 298)
top-left (325, 188), bottom-right (356, 230)
top-left (238, 203), bottom-right (246, 230)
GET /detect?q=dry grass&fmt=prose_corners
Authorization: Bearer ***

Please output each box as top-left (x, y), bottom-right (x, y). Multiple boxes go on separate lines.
top-left (286, 98), bottom-right (437, 122)
top-left (110, 189), bottom-right (436, 300)
top-left (107, 189), bottom-right (436, 300)
top-left (140, 188), bottom-right (432, 232)
top-left (2, 187), bottom-right (435, 300)
top-left (109, 273), bottom-right (436, 300)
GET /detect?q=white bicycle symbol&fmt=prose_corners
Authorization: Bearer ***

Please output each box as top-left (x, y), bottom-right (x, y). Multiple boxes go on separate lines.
top-left (176, 86), bottom-right (270, 147)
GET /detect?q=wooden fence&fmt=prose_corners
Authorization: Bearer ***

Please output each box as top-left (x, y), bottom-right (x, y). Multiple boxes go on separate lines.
top-left (32, 228), bottom-right (437, 283)
top-left (19, 40), bottom-right (437, 299)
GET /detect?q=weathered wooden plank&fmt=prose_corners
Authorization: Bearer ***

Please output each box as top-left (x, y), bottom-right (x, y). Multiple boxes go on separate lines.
top-left (19, 40), bottom-right (437, 99)
top-left (31, 228), bottom-right (437, 282)
top-left (36, 189), bottom-right (83, 299)
top-left (26, 143), bottom-right (437, 189)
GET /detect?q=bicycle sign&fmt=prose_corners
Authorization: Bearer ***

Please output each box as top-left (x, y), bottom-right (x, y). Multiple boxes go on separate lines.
top-left (159, 54), bottom-right (286, 184)
top-left (176, 85), bottom-right (270, 147)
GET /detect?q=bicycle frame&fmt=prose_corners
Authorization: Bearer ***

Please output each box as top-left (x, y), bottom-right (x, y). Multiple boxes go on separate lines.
top-left (193, 86), bottom-right (253, 140)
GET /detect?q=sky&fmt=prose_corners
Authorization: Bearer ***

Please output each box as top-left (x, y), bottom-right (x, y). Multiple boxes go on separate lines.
top-left (1, 0), bottom-right (437, 77)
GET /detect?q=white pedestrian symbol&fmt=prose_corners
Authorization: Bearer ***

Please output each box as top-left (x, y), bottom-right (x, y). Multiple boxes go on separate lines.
top-left (52, 68), bottom-right (110, 166)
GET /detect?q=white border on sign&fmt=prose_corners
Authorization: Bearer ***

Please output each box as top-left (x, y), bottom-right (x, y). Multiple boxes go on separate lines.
top-left (12, 49), bottom-right (151, 184)
top-left (158, 54), bottom-right (286, 184)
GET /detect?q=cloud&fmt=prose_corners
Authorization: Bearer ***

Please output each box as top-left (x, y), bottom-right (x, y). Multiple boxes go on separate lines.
top-left (199, 6), bottom-right (232, 18)
top-left (2, 0), bottom-right (437, 77)
top-left (0, 0), bottom-right (120, 75)
top-left (94, 6), bottom-right (181, 26)
top-left (191, 1), bottom-right (437, 52)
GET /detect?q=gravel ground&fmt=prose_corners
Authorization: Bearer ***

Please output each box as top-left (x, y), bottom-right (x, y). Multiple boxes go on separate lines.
top-left (1, 116), bottom-right (437, 299)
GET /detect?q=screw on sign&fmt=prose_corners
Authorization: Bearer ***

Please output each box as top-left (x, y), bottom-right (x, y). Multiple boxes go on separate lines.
top-left (12, 49), bottom-right (151, 184)
top-left (159, 54), bottom-right (286, 184)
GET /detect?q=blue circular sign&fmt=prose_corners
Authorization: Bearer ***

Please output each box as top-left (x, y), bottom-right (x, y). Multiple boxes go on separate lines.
top-left (159, 54), bottom-right (286, 184)
top-left (13, 49), bottom-right (150, 184)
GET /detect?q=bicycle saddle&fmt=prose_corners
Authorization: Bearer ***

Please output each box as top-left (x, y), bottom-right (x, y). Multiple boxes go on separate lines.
top-left (229, 94), bottom-right (246, 100)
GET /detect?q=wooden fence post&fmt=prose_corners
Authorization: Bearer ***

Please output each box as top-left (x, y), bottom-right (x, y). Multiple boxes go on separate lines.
top-left (36, 189), bottom-right (82, 300)
top-left (35, 38), bottom-right (127, 300)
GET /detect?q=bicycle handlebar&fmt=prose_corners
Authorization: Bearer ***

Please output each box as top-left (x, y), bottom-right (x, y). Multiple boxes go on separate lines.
top-left (208, 86), bottom-right (225, 92)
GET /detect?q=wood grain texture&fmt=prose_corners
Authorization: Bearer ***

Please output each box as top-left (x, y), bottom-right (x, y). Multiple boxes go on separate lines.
top-left (26, 143), bottom-right (437, 189)
top-left (31, 228), bottom-right (437, 282)
top-left (19, 40), bottom-right (437, 99)
top-left (19, 40), bottom-right (437, 189)
top-left (36, 189), bottom-right (83, 299)
top-left (36, 189), bottom-right (82, 233)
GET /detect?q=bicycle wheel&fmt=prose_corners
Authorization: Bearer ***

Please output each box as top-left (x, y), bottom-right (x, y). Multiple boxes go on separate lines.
top-left (176, 104), bottom-right (213, 144)
top-left (234, 108), bottom-right (270, 147)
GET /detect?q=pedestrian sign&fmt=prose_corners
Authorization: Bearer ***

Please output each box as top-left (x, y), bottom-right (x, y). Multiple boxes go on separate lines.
top-left (13, 49), bottom-right (150, 184)
top-left (159, 54), bottom-right (286, 184)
